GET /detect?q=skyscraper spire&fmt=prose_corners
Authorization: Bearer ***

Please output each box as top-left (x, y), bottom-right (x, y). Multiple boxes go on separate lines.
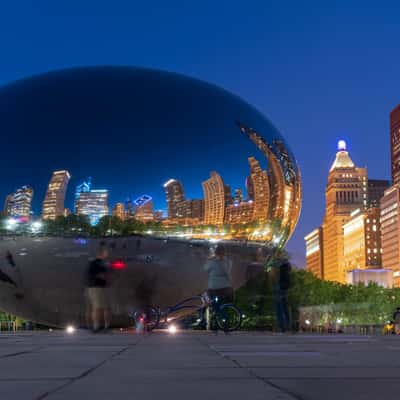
top-left (330, 139), bottom-right (355, 171)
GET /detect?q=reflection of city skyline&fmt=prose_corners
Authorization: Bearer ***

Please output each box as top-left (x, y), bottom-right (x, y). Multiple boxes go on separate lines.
top-left (4, 150), bottom-right (293, 242)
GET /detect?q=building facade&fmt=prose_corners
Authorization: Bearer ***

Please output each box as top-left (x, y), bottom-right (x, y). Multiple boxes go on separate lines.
top-left (164, 179), bottom-right (185, 219)
top-left (305, 227), bottom-right (324, 279)
top-left (225, 201), bottom-right (254, 225)
top-left (390, 104), bottom-right (400, 185)
top-left (112, 203), bottom-right (125, 220)
top-left (76, 189), bottom-right (109, 225)
top-left (4, 186), bottom-right (34, 218)
top-left (74, 178), bottom-right (91, 212)
top-left (380, 185), bottom-right (400, 287)
top-left (367, 179), bottom-right (390, 208)
top-left (134, 195), bottom-right (154, 222)
top-left (42, 170), bottom-right (71, 220)
top-left (202, 171), bottom-right (226, 226)
top-left (322, 141), bottom-right (367, 283)
top-left (247, 157), bottom-right (270, 223)
top-left (342, 207), bottom-right (382, 274)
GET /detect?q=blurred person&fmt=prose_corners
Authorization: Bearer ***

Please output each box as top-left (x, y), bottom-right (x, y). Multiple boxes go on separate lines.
top-left (204, 245), bottom-right (233, 304)
top-left (85, 247), bottom-right (111, 332)
top-left (269, 248), bottom-right (292, 333)
top-left (393, 307), bottom-right (400, 335)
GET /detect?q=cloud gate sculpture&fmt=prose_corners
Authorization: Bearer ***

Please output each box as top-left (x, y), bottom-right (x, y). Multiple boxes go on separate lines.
top-left (0, 67), bottom-right (301, 328)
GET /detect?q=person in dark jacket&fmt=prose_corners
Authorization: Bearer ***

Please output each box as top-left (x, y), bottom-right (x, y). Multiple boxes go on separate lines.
top-left (85, 247), bottom-right (111, 332)
top-left (393, 307), bottom-right (400, 335)
top-left (269, 250), bottom-right (291, 332)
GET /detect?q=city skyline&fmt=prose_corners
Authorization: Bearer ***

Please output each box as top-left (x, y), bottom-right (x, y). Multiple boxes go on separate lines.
top-left (1, 2), bottom-right (400, 265)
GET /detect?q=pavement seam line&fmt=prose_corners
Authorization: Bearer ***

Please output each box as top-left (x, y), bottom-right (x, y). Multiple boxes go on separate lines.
top-left (196, 337), bottom-right (305, 400)
top-left (0, 346), bottom-right (45, 359)
top-left (34, 341), bottom-right (141, 400)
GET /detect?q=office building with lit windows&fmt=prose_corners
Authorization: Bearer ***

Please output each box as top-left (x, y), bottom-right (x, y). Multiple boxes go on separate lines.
top-left (164, 179), bottom-right (186, 219)
top-left (390, 104), bottom-right (400, 185)
top-left (322, 141), bottom-right (367, 283)
top-left (74, 178), bottom-right (92, 212)
top-left (225, 201), bottom-right (254, 225)
top-left (4, 186), bottom-right (34, 218)
top-left (202, 171), bottom-right (226, 226)
top-left (342, 208), bottom-right (382, 275)
top-left (380, 185), bottom-right (400, 287)
top-left (112, 203), bottom-right (125, 220)
top-left (367, 179), bottom-right (390, 208)
top-left (76, 189), bottom-right (109, 225)
top-left (134, 195), bottom-right (154, 222)
top-left (42, 170), bottom-right (71, 220)
top-left (247, 157), bottom-right (270, 222)
top-left (305, 227), bottom-right (324, 279)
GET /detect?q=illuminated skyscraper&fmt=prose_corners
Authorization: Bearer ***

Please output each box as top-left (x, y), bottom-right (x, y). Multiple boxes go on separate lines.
top-left (164, 179), bottom-right (185, 218)
top-left (233, 189), bottom-right (243, 204)
top-left (380, 185), bottom-right (400, 287)
top-left (322, 140), bottom-right (367, 283)
top-left (225, 201), bottom-right (254, 225)
top-left (202, 171), bottom-right (225, 226)
top-left (239, 122), bottom-right (302, 242)
top-left (342, 207), bottom-right (382, 275)
top-left (367, 179), bottom-right (390, 208)
top-left (112, 203), bottom-right (125, 220)
top-left (134, 195), bottom-right (154, 222)
top-left (182, 199), bottom-right (204, 220)
top-left (390, 104), bottom-right (400, 185)
top-left (4, 186), bottom-right (34, 218)
top-left (42, 170), bottom-right (71, 220)
top-left (76, 189), bottom-right (109, 225)
top-left (74, 178), bottom-right (91, 212)
top-left (304, 227), bottom-right (324, 279)
top-left (247, 157), bottom-right (270, 223)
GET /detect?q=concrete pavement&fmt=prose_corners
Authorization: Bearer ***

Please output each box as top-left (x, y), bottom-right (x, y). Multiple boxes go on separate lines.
top-left (1, 330), bottom-right (400, 399)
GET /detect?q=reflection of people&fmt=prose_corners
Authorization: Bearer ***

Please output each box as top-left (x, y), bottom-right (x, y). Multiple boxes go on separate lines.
top-left (85, 248), bottom-right (111, 332)
top-left (269, 250), bottom-right (291, 332)
top-left (393, 307), bottom-right (400, 335)
top-left (204, 245), bottom-right (233, 303)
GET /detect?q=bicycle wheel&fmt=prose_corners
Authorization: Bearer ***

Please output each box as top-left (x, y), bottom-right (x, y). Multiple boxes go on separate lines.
top-left (216, 304), bottom-right (242, 332)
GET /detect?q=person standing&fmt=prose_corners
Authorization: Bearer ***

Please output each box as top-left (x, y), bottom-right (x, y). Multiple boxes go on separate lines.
top-left (85, 247), bottom-right (111, 332)
top-left (269, 250), bottom-right (292, 333)
top-left (204, 245), bottom-right (233, 303)
top-left (393, 307), bottom-right (400, 335)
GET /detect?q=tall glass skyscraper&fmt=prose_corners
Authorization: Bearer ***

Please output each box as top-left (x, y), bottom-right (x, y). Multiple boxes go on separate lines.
top-left (74, 178), bottom-right (92, 212)
top-left (4, 186), bottom-right (34, 218)
top-left (42, 170), bottom-right (71, 220)
top-left (202, 171), bottom-right (225, 226)
top-left (163, 179), bottom-right (185, 218)
top-left (76, 189), bottom-right (109, 225)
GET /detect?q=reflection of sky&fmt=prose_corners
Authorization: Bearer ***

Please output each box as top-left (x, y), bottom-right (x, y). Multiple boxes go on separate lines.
top-left (1, 2), bottom-right (397, 268)
top-left (0, 67), bottom-right (283, 215)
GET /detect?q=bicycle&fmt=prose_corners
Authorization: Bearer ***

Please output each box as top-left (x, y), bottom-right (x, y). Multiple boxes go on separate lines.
top-left (159, 293), bottom-right (242, 332)
top-left (130, 293), bottom-right (243, 333)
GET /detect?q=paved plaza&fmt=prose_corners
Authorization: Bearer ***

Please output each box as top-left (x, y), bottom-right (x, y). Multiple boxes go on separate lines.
top-left (1, 330), bottom-right (400, 399)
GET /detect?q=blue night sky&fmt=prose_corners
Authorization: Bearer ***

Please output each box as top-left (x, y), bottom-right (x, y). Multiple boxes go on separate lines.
top-left (1, 0), bottom-right (400, 266)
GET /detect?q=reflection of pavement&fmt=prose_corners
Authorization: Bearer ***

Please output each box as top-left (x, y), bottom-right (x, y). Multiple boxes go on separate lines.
top-left (0, 331), bottom-right (398, 399)
top-left (0, 237), bottom-right (264, 327)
